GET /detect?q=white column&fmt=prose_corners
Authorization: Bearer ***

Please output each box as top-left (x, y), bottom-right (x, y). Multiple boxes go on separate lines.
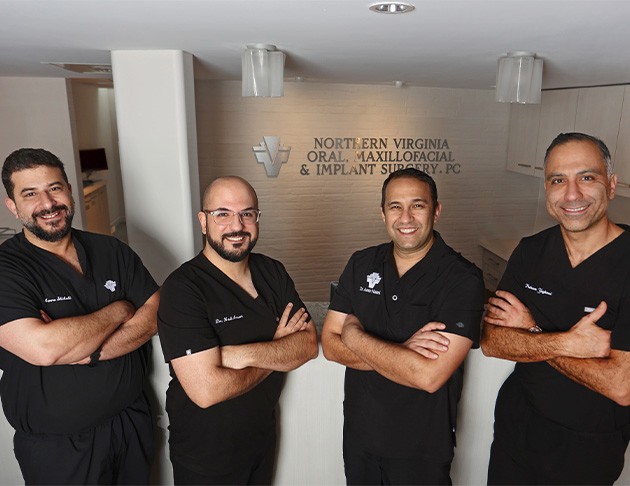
top-left (111, 50), bottom-right (201, 284)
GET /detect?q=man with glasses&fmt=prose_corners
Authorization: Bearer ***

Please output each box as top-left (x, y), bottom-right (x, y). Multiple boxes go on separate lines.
top-left (158, 176), bottom-right (318, 484)
top-left (322, 168), bottom-right (484, 484)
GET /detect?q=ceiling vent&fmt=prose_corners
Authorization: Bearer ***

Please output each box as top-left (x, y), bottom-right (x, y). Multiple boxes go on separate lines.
top-left (43, 62), bottom-right (112, 75)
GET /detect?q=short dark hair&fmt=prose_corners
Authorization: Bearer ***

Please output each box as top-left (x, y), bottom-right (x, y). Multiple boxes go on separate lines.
top-left (2, 148), bottom-right (68, 200)
top-left (381, 168), bottom-right (438, 209)
top-left (545, 132), bottom-right (613, 177)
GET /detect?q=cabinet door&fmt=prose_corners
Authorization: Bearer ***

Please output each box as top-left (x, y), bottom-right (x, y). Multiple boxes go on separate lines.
top-left (534, 89), bottom-right (579, 178)
top-left (575, 86), bottom-right (624, 157)
top-left (613, 86), bottom-right (630, 198)
top-left (506, 102), bottom-right (540, 176)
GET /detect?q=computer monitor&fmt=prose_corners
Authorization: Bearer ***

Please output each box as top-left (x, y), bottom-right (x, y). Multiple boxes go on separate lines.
top-left (79, 148), bottom-right (108, 184)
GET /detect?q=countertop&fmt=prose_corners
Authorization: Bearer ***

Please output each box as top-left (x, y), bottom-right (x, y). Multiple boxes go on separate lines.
top-left (479, 238), bottom-right (520, 261)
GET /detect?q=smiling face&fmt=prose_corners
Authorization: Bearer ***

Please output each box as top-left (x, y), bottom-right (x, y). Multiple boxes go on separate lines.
top-left (198, 177), bottom-right (259, 264)
top-left (5, 165), bottom-right (74, 243)
top-left (381, 176), bottom-right (441, 259)
top-left (544, 140), bottom-right (616, 235)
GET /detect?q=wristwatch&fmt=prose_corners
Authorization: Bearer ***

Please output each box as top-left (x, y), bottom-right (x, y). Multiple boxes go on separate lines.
top-left (528, 325), bottom-right (543, 333)
top-left (88, 347), bottom-right (102, 367)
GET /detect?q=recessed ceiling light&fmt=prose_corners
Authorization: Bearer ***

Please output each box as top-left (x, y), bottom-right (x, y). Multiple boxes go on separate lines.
top-left (369, 2), bottom-right (415, 14)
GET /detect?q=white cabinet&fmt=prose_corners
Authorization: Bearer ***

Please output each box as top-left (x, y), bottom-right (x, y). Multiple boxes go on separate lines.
top-left (575, 86), bottom-right (624, 157)
top-left (479, 239), bottom-right (519, 292)
top-left (482, 249), bottom-right (507, 292)
top-left (506, 103), bottom-right (540, 176)
top-left (83, 181), bottom-right (111, 234)
top-left (534, 89), bottom-right (579, 175)
top-left (613, 86), bottom-right (630, 198)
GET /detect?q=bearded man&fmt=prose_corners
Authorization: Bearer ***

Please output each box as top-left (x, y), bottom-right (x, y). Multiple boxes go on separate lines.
top-left (157, 176), bottom-right (318, 485)
top-left (0, 148), bottom-right (159, 484)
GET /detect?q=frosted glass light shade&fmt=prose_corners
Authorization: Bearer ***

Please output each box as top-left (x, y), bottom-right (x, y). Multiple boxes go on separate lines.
top-left (495, 51), bottom-right (543, 104)
top-left (242, 45), bottom-right (285, 97)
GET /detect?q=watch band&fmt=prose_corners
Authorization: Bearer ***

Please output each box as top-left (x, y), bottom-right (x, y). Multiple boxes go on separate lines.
top-left (88, 347), bottom-right (102, 367)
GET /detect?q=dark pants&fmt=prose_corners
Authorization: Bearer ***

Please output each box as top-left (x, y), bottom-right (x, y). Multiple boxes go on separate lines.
top-left (343, 441), bottom-right (452, 485)
top-left (488, 386), bottom-right (628, 485)
top-left (13, 394), bottom-right (154, 485)
top-left (171, 439), bottom-right (276, 485)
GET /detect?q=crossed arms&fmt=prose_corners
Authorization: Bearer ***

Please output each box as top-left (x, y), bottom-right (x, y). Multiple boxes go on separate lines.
top-left (171, 303), bottom-right (319, 409)
top-left (0, 290), bottom-right (160, 366)
top-left (321, 310), bottom-right (472, 393)
top-left (481, 290), bottom-right (630, 406)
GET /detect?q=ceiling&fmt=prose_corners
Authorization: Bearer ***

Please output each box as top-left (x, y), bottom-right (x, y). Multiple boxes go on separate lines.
top-left (1, 0), bottom-right (629, 91)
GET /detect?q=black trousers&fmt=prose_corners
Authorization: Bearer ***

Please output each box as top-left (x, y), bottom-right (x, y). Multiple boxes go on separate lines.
top-left (343, 438), bottom-right (452, 485)
top-left (488, 383), bottom-right (628, 485)
top-left (171, 436), bottom-right (276, 485)
top-left (13, 394), bottom-right (154, 485)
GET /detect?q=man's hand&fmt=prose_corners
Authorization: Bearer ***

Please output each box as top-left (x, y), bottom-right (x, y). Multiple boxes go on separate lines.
top-left (273, 303), bottom-right (309, 340)
top-left (561, 301), bottom-right (611, 358)
top-left (403, 322), bottom-right (449, 359)
top-left (484, 290), bottom-right (536, 330)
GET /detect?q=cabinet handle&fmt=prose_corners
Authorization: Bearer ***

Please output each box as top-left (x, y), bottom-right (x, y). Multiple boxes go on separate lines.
top-left (517, 163), bottom-right (532, 168)
top-left (534, 166), bottom-right (544, 170)
top-left (617, 181), bottom-right (629, 188)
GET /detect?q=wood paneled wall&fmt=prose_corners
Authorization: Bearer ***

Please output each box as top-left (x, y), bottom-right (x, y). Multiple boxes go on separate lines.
top-left (195, 81), bottom-right (541, 300)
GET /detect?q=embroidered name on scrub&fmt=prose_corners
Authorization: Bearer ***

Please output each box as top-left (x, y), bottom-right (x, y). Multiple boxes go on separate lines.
top-left (215, 314), bottom-right (244, 324)
top-left (44, 295), bottom-right (72, 303)
top-left (524, 283), bottom-right (553, 296)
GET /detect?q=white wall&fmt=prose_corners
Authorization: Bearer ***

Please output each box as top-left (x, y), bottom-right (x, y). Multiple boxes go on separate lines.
top-left (0, 77), bottom-right (85, 230)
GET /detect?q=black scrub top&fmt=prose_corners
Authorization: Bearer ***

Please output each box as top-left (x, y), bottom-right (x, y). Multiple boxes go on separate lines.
top-left (158, 252), bottom-right (307, 475)
top-left (498, 225), bottom-right (630, 432)
top-left (330, 232), bottom-right (484, 462)
top-left (0, 230), bottom-right (158, 434)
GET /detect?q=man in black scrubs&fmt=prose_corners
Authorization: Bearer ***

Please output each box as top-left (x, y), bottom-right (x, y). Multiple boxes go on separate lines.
top-left (483, 132), bottom-right (630, 484)
top-left (0, 148), bottom-right (160, 484)
top-left (157, 176), bottom-right (318, 484)
top-left (321, 168), bottom-right (484, 485)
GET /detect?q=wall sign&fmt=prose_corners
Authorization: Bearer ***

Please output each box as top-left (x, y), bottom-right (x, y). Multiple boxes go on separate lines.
top-left (253, 136), bottom-right (461, 177)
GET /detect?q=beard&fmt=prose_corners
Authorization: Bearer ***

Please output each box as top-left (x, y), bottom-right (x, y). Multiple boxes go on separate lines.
top-left (207, 231), bottom-right (257, 262)
top-left (23, 204), bottom-right (74, 242)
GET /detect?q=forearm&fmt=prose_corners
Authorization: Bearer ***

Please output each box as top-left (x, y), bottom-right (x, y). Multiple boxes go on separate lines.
top-left (222, 325), bottom-right (318, 372)
top-left (98, 291), bottom-right (159, 361)
top-left (321, 328), bottom-right (373, 370)
top-left (481, 323), bottom-right (568, 362)
top-left (342, 324), bottom-right (445, 391)
top-left (549, 352), bottom-right (630, 405)
top-left (192, 366), bottom-right (272, 408)
top-left (41, 301), bottom-right (134, 365)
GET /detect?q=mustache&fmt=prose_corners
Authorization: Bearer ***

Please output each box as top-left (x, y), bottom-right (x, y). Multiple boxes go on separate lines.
top-left (222, 231), bottom-right (251, 240)
top-left (34, 205), bottom-right (69, 218)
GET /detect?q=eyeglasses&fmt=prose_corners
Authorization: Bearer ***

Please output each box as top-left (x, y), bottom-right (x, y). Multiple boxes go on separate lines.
top-left (203, 209), bottom-right (261, 225)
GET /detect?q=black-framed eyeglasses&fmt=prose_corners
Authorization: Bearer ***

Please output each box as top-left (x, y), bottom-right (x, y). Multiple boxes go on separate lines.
top-left (203, 209), bottom-right (261, 225)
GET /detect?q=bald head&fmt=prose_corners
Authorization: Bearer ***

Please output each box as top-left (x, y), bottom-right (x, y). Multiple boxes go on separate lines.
top-left (202, 176), bottom-right (258, 210)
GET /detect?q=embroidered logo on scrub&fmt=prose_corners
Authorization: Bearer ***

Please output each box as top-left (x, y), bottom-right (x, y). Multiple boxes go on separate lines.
top-left (360, 272), bottom-right (382, 295)
top-left (524, 283), bottom-right (552, 296)
top-left (104, 280), bottom-right (117, 292)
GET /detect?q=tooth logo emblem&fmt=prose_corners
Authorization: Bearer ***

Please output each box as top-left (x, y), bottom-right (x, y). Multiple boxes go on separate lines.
top-left (366, 272), bottom-right (381, 289)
